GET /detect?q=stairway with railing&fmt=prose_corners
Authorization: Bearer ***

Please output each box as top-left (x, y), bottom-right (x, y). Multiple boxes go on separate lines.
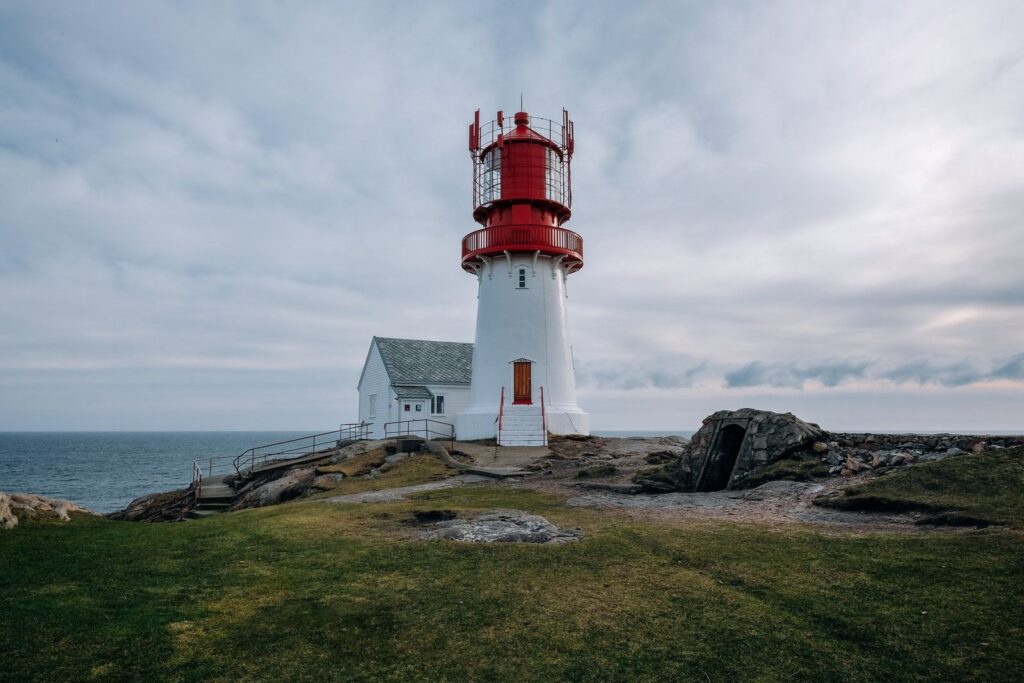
top-left (497, 386), bottom-right (548, 447)
top-left (188, 422), bottom-right (371, 519)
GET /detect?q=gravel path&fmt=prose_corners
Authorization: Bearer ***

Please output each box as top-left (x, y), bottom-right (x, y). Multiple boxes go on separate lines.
top-left (320, 474), bottom-right (492, 504)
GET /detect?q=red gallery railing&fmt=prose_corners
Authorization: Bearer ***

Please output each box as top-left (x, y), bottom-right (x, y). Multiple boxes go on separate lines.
top-left (462, 225), bottom-right (583, 265)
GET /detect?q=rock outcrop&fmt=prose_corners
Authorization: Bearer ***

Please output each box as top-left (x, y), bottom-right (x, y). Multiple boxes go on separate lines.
top-left (1, 492), bottom-right (100, 529)
top-left (107, 488), bottom-right (193, 522)
top-left (417, 508), bottom-right (581, 543)
top-left (232, 467), bottom-right (317, 509)
top-left (636, 408), bottom-right (1024, 494)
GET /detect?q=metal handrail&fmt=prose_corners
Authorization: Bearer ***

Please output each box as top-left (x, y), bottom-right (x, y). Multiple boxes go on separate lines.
top-left (469, 111), bottom-right (575, 213)
top-left (383, 419), bottom-right (455, 450)
top-left (540, 386), bottom-right (548, 447)
top-left (191, 460), bottom-right (204, 503)
top-left (231, 422), bottom-right (371, 475)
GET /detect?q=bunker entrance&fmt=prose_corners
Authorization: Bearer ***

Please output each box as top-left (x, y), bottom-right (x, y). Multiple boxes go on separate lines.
top-left (698, 424), bottom-right (747, 491)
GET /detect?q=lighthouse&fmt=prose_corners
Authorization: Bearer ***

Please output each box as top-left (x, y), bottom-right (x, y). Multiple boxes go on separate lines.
top-left (455, 108), bottom-right (590, 445)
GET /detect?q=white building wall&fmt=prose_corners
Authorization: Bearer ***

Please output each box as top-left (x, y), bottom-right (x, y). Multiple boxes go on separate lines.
top-left (456, 253), bottom-right (589, 440)
top-left (423, 383), bottom-right (470, 433)
top-left (358, 341), bottom-right (472, 440)
top-left (357, 342), bottom-right (393, 439)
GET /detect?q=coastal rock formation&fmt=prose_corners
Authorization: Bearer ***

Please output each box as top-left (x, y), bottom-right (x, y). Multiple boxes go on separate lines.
top-left (232, 467), bottom-right (317, 509)
top-left (1, 492), bottom-right (100, 529)
top-left (636, 408), bottom-right (1024, 494)
top-left (107, 488), bottom-right (193, 522)
top-left (418, 509), bottom-right (581, 543)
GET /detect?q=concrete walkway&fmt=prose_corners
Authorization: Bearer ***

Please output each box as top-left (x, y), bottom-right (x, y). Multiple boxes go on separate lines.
top-left (319, 474), bottom-right (493, 504)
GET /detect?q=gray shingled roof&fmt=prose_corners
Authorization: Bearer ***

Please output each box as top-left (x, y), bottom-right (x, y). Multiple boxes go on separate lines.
top-left (374, 337), bottom-right (473, 385)
top-left (394, 385), bottom-right (433, 399)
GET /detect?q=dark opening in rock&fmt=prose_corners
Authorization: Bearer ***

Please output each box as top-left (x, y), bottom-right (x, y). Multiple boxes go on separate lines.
top-left (409, 509), bottom-right (457, 524)
top-left (698, 423), bottom-right (747, 491)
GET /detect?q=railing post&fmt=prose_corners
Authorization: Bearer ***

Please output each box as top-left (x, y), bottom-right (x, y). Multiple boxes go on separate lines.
top-left (498, 386), bottom-right (505, 444)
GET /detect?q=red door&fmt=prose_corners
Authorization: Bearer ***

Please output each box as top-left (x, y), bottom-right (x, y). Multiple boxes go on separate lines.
top-left (513, 361), bottom-right (532, 404)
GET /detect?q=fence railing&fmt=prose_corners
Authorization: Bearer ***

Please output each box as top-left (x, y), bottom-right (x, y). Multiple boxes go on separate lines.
top-left (232, 422), bottom-right (371, 475)
top-left (191, 453), bottom-right (237, 495)
top-left (384, 419), bottom-right (455, 450)
top-left (461, 225), bottom-right (583, 264)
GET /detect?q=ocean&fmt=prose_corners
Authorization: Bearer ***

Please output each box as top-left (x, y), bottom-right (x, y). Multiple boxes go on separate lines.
top-left (0, 431), bottom-right (310, 514)
top-left (0, 429), bottom-right (694, 514)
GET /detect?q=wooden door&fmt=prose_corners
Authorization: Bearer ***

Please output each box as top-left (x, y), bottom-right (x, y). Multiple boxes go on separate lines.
top-left (513, 361), bottom-right (532, 404)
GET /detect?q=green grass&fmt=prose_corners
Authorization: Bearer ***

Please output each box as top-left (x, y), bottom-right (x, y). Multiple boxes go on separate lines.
top-left (2, 484), bottom-right (1023, 681)
top-left (818, 447), bottom-right (1024, 527)
top-left (308, 453), bottom-right (456, 497)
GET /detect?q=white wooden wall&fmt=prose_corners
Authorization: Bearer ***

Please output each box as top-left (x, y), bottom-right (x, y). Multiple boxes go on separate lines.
top-left (357, 342), bottom-right (393, 439)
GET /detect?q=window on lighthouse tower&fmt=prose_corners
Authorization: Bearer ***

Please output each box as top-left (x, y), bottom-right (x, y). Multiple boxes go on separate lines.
top-left (517, 267), bottom-right (527, 288)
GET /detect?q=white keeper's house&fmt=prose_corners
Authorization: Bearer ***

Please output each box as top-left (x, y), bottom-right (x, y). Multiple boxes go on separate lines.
top-left (357, 336), bottom-right (473, 440)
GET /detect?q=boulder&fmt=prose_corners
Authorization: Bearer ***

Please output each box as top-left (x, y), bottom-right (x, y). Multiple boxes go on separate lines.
top-left (233, 468), bottom-right (316, 509)
top-left (0, 494), bottom-right (17, 530)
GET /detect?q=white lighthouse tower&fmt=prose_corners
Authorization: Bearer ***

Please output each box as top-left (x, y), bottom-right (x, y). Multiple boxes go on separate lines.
top-left (455, 108), bottom-right (590, 445)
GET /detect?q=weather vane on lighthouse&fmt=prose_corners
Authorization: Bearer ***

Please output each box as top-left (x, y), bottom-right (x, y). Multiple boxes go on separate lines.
top-left (455, 107), bottom-right (590, 445)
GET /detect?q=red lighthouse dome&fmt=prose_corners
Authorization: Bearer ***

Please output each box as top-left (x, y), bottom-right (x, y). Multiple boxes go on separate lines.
top-left (462, 109), bottom-right (583, 273)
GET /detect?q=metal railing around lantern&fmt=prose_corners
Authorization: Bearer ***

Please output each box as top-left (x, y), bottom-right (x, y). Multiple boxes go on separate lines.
top-left (469, 110), bottom-right (574, 211)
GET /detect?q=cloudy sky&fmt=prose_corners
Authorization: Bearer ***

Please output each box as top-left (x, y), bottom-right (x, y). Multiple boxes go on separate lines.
top-left (1, 1), bottom-right (1022, 432)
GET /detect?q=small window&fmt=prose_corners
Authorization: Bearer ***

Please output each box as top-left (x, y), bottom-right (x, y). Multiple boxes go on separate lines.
top-left (431, 395), bottom-right (445, 414)
top-left (404, 403), bottom-right (411, 412)
top-left (369, 393), bottom-right (377, 418)
top-left (415, 403), bottom-right (422, 412)
top-left (517, 267), bottom-right (527, 288)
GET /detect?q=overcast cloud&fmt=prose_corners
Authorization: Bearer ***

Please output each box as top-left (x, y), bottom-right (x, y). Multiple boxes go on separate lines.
top-left (1, 1), bottom-right (1022, 431)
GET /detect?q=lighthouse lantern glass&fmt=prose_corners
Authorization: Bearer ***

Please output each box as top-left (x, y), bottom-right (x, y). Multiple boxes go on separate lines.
top-left (481, 148), bottom-right (501, 204)
top-left (545, 147), bottom-right (565, 205)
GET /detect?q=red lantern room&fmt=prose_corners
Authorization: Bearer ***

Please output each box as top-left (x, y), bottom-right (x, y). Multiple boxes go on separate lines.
top-left (462, 109), bottom-right (583, 273)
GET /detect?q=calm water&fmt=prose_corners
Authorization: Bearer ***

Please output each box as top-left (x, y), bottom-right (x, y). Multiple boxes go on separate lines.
top-left (0, 430), bottom-right (694, 514)
top-left (0, 432), bottom-right (309, 513)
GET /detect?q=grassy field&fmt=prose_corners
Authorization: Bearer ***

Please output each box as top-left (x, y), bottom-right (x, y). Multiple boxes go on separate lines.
top-left (2, 460), bottom-right (1023, 682)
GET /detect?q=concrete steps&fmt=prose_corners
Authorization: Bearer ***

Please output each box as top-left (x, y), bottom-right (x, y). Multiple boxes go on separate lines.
top-left (499, 406), bottom-right (547, 447)
top-left (187, 482), bottom-right (237, 519)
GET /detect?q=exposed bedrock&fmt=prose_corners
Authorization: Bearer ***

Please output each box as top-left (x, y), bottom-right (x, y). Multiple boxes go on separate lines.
top-left (635, 408), bottom-right (1024, 493)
